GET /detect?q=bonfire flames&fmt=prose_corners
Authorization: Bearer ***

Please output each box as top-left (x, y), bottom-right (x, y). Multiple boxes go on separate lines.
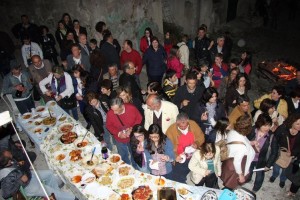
top-left (259, 61), bottom-right (297, 82)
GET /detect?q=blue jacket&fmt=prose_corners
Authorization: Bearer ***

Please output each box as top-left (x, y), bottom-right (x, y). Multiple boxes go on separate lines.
top-left (143, 45), bottom-right (167, 76)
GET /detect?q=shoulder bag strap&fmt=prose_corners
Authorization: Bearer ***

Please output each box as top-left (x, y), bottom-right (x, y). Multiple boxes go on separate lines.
top-left (286, 136), bottom-right (290, 153)
top-left (227, 141), bottom-right (246, 146)
top-left (116, 114), bottom-right (125, 126)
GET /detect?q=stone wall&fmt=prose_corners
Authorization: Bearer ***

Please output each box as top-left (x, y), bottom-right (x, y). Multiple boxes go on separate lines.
top-left (0, 0), bottom-right (163, 50)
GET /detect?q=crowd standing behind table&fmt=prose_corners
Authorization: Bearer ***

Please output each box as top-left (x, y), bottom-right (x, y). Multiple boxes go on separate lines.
top-left (17, 101), bottom-right (221, 200)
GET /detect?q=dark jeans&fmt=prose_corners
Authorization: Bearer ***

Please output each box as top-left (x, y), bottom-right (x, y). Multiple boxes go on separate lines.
top-left (290, 183), bottom-right (300, 194)
top-left (15, 96), bottom-right (35, 114)
top-left (103, 126), bottom-right (115, 151)
top-left (169, 160), bottom-right (189, 183)
top-left (272, 163), bottom-right (287, 182)
top-left (196, 172), bottom-right (218, 188)
top-left (248, 161), bottom-right (265, 191)
top-left (63, 107), bottom-right (79, 121)
top-left (115, 141), bottom-right (134, 166)
top-left (148, 74), bottom-right (163, 85)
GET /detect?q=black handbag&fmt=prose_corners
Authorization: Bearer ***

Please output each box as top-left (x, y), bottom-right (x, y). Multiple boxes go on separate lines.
top-left (58, 93), bottom-right (77, 109)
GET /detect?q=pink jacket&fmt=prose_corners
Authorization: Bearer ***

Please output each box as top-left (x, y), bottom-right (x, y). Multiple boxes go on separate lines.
top-left (167, 57), bottom-right (184, 78)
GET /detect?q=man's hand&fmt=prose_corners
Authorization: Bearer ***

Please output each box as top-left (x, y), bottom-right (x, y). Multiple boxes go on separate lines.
top-left (181, 100), bottom-right (190, 107)
top-left (175, 155), bottom-right (182, 162)
top-left (21, 174), bottom-right (28, 183)
top-left (205, 170), bottom-right (211, 176)
top-left (76, 95), bottom-right (83, 101)
top-left (118, 131), bottom-right (127, 139)
top-left (191, 143), bottom-right (197, 149)
top-left (55, 95), bottom-right (62, 101)
top-left (238, 174), bottom-right (245, 183)
top-left (45, 91), bottom-right (52, 97)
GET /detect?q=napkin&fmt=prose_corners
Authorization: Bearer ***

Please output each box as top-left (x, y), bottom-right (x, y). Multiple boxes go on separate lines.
top-left (149, 159), bottom-right (160, 170)
top-left (178, 154), bottom-right (187, 164)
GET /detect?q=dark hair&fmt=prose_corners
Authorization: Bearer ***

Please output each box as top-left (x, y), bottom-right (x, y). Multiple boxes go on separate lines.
top-left (147, 81), bottom-right (162, 93)
top-left (272, 85), bottom-right (285, 98)
top-left (199, 60), bottom-right (209, 69)
top-left (90, 49), bottom-right (105, 71)
top-left (144, 27), bottom-right (153, 37)
top-left (230, 58), bottom-right (240, 66)
top-left (95, 21), bottom-right (106, 33)
top-left (197, 26), bottom-right (206, 32)
top-left (73, 19), bottom-right (79, 24)
top-left (234, 114), bottom-right (252, 136)
top-left (86, 92), bottom-right (99, 103)
top-left (215, 53), bottom-right (223, 60)
top-left (70, 43), bottom-right (81, 50)
top-left (186, 72), bottom-right (197, 81)
top-left (102, 29), bottom-right (112, 42)
top-left (284, 113), bottom-right (300, 129)
top-left (0, 150), bottom-right (10, 168)
top-left (201, 87), bottom-right (218, 104)
top-left (21, 14), bottom-right (28, 19)
top-left (214, 118), bottom-right (230, 138)
top-left (62, 13), bottom-right (72, 22)
top-left (90, 38), bottom-right (97, 45)
top-left (237, 94), bottom-right (250, 105)
top-left (130, 124), bottom-right (147, 147)
top-left (150, 36), bottom-right (159, 44)
top-left (72, 64), bottom-right (85, 73)
top-left (146, 124), bottom-right (167, 154)
top-left (255, 113), bottom-right (272, 128)
top-left (165, 69), bottom-right (177, 80)
top-left (199, 142), bottom-right (216, 159)
top-left (168, 45), bottom-right (179, 59)
top-left (125, 40), bottom-right (133, 49)
top-left (240, 51), bottom-right (252, 67)
top-left (233, 73), bottom-right (250, 90)
top-left (290, 87), bottom-right (300, 98)
top-left (40, 25), bottom-right (49, 33)
top-left (116, 86), bottom-right (133, 103)
top-left (259, 98), bottom-right (276, 113)
top-left (101, 79), bottom-right (113, 91)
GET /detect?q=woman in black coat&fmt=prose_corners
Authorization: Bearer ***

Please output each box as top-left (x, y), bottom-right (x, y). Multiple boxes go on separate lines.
top-left (191, 87), bottom-right (226, 138)
top-left (246, 113), bottom-right (273, 192)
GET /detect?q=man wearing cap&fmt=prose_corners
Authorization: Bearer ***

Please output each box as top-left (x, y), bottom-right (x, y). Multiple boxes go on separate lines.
top-left (2, 60), bottom-right (35, 114)
top-left (28, 55), bottom-right (52, 102)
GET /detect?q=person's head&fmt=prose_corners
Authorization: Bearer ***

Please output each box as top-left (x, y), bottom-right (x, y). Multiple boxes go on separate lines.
top-left (0, 150), bottom-right (13, 168)
top-left (185, 72), bottom-right (198, 91)
top-left (255, 113), bottom-right (272, 133)
top-left (271, 85), bottom-right (285, 101)
top-left (234, 73), bottom-right (249, 89)
top-left (217, 36), bottom-right (225, 47)
top-left (57, 20), bottom-right (65, 30)
top-left (89, 38), bottom-right (97, 50)
top-left (214, 53), bottom-right (223, 65)
top-left (237, 95), bottom-right (250, 112)
top-left (228, 67), bottom-right (239, 81)
top-left (73, 19), bottom-right (80, 29)
top-left (108, 64), bottom-right (118, 76)
top-left (23, 34), bottom-right (30, 45)
top-left (151, 37), bottom-right (159, 49)
top-left (147, 81), bottom-right (162, 95)
top-left (123, 40), bottom-right (133, 52)
top-left (100, 79), bottom-right (113, 95)
top-left (52, 66), bottom-right (64, 79)
top-left (72, 64), bottom-right (85, 78)
top-left (79, 33), bottom-right (87, 45)
top-left (116, 86), bottom-right (132, 103)
top-left (234, 114), bottom-right (252, 136)
top-left (199, 61), bottom-right (209, 72)
top-left (165, 69), bottom-right (178, 84)
top-left (146, 94), bottom-right (162, 111)
top-left (165, 31), bottom-right (170, 39)
top-left (181, 34), bottom-right (188, 43)
top-left (62, 13), bottom-right (72, 24)
top-left (103, 29), bottom-right (113, 43)
top-left (199, 142), bottom-right (216, 160)
top-left (176, 112), bottom-right (189, 131)
top-left (147, 124), bottom-right (165, 145)
top-left (10, 60), bottom-right (21, 76)
top-left (70, 43), bottom-right (81, 57)
top-left (110, 97), bottom-right (125, 115)
top-left (259, 98), bottom-right (276, 115)
top-left (290, 87), bottom-right (300, 100)
top-left (197, 26), bottom-right (206, 38)
top-left (131, 124), bottom-right (147, 144)
top-left (21, 14), bottom-right (29, 25)
top-left (86, 92), bottom-right (99, 107)
top-left (66, 30), bottom-right (75, 40)
top-left (169, 45), bottom-right (179, 59)
top-left (123, 61), bottom-right (136, 75)
top-left (31, 55), bottom-right (42, 68)
top-left (40, 25), bottom-right (49, 35)
top-left (284, 113), bottom-right (300, 133)
top-left (201, 87), bottom-right (218, 104)
top-left (95, 21), bottom-right (106, 33)
top-left (144, 27), bottom-right (153, 38)
top-left (214, 118), bottom-right (231, 136)
top-left (229, 58), bottom-right (240, 69)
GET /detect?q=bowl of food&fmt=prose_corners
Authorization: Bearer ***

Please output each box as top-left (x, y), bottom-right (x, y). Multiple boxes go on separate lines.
top-left (54, 152), bottom-right (67, 162)
top-left (58, 115), bottom-right (67, 122)
top-left (109, 154), bottom-right (121, 164)
top-left (36, 106), bottom-right (46, 113)
top-left (154, 177), bottom-right (166, 186)
top-left (74, 137), bottom-right (89, 148)
top-left (33, 126), bottom-right (45, 134)
top-left (177, 187), bottom-right (189, 196)
top-left (34, 119), bottom-right (43, 126)
top-left (82, 155), bottom-right (99, 168)
top-left (42, 116), bottom-right (56, 126)
top-left (132, 185), bottom-right (153, 200)
top-left (22, 112), bottom-right (32, 120)
top-left (69, 149), bottom-right (83, 162)
top-left (58, 122), bottom-right (74, 134)
top-left (60, 131), bottom-right (78, 144)
top-left (32, 114), bottom-right (40, 120)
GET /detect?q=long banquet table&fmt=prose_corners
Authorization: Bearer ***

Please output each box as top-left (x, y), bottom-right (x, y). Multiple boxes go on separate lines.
top-left (17, 101), bottom-right (221, 200)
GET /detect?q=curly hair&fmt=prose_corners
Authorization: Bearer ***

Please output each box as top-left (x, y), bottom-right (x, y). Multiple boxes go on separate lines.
top-left (234, 114), bottom-right (252, 136)
top-left (284, 113), bottom-right (300, 129)
top-left (199, 142), bottom-right (216, 159)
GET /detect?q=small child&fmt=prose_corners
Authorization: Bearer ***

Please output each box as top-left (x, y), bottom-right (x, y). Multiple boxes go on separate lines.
top-left (199, 61), bottom-right (214, 88)
top-left (188, 142), bottom-right (221, 188)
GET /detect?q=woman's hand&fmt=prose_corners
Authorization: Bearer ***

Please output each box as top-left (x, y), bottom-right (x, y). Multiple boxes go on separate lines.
top-left (45, 91), bottom-right (52, 97)
top-left (205, 170), bottom-right (211, 176)
top-left (161, 155), bottom-right (170, 162)
top-left (238, 174), bottom-right (245, 183)
top-left (76, 95), bottom-right (83, 101)
top-left (137, 143), bottom-right (144, 152)
top-left (175, 155), bottom-right (182, 162)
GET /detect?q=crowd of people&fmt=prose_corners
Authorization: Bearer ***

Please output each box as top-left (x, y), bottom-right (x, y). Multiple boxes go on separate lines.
top-left (1, 12), bottom-right (300, 199)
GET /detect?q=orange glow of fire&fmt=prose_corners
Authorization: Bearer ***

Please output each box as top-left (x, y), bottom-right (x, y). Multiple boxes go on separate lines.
top-left (271, 64), bottom-right (297, 80)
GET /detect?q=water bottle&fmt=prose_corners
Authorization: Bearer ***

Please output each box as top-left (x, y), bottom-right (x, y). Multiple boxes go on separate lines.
top-left (101, 147), bottom-right (108, 160)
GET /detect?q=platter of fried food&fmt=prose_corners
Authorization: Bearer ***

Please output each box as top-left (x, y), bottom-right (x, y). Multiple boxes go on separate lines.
top-left (69, 149), bottom-right (82, 161)
top-left (60, 131), bottom-right (78, 144)
top-left (58, 122), bottom-right (74, 133)
top-left (117, 176), bottom-right (135, 190)
top-left (118, 164), bottom-right (134, 176)
top-left (42, 116), bottom-right (56, 126)
top-left (132, 185), bottom-right (153, 200)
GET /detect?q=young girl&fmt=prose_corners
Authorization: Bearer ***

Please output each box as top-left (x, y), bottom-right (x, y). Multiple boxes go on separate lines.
top-left (145, 124), bottom-right (175, 179)
top-left (188, 142), bottom-right (221, 188)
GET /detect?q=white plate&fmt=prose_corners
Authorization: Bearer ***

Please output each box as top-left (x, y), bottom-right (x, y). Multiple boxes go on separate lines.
top-left (74, 137), bottom-right (90, 148)
top-left (108, 154), bottom-right (122, 164)
top-left (117, 163), bottom-right (135, 177)
top-left (81, 155), bottom-right (99, 169)
top-left (81, 172), bottom-right (96, 184)
top-left (46, 100), bottom-right (57, 107)
top-left (36, 106), bottom-right (46, 113)
top-left (33, 126), bottom-right (46, 134)
top-left (83, 183), bottom-right (112, 199)
top-left (58, 122), bottom-right (74, 133)
top-left (22, 112), bottom-right (32, 121)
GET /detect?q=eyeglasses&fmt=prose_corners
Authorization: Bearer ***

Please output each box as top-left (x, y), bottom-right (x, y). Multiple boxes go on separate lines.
top-left (134, 134), bottom-right (144, 138)
top-left (149, 135), bottom-right (159, 139)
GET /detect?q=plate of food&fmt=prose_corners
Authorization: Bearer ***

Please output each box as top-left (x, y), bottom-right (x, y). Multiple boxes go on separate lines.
top-left (74, 137), bottom-right (89, 148)
top-left (33, 126), bottom-right (45, 134)
top-left (22, 112), bottom-right (32, 120)
top-left (116, 175), bottom-right (135, 190)
top-left (67, 170), bottom-right (83, 184)
top-left (32, 114), bottom-right (40, 120)
top-left (42, 116), bottom-right (56, 126)
top-left (54, 152), bottom-right (67, 162)
top-left (98, 176), bottom-right (113, 186)
top-left (153, 176), bottom-right (166, 186)
top-left (46, 100), bottom-right (57, 107)
top-left (82, 155), bottom-right (99, 168)
top-left (92, 163), bottom-right (114, 178)
top-left (60, 131), bottom-right (78, 144)
top-left (58, 115), bottom-right (67, 122)
top-left (109, 154), bottom-right (122, 164)
top-left (132, 185), bottom-right (153, 200)
top-left (36, 106), bottom-right (46, 113)
top-left (34, 119), bottom-right (43, 126)
top-left (69, 149), bottom-right (83, 162)
top-left (177, 187), bottom-right (189, 196)
top-left (58, 122), bottom-right (74, 133)
top-left (81, 172), bottom-right (96, 184)
top-left (26, 120), bottom-right (34, 126)
top-left (118, 164), bottom-right (135, 177)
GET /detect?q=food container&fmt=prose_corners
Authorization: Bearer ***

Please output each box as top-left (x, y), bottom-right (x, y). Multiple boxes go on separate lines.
top-left (157, 187), bottom-right (177, 200)
top-left (132, 185), bottom-right (153, 200)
